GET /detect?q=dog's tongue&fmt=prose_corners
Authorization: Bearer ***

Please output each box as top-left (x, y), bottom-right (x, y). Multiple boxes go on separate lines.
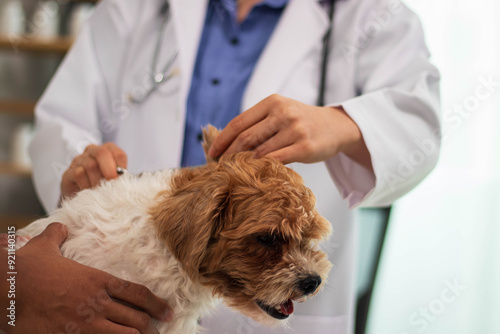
top-left (280, 299), bottom-right (294, 316)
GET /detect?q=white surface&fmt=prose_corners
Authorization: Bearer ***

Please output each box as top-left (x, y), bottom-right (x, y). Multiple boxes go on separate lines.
top-left (368, 170), bottom-right (500, 334)
top-left (368, 0), bottom-right (500, 333)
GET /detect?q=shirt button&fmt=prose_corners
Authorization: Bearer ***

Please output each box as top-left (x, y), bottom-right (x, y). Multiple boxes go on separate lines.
top-left (197, 132), bottom-right (203, 142)
top-left (211, 78), bottom-right (220, 85)
top-left (230, 37), bottom-right (239, 45)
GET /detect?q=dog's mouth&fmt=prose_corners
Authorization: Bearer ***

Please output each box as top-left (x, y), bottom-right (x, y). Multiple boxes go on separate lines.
top-left (256, 299), bottom-right (294, 320)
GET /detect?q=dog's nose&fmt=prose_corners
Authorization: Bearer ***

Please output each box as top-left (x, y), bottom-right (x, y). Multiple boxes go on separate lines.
top-left (298, 275), bottom-right (322, 295)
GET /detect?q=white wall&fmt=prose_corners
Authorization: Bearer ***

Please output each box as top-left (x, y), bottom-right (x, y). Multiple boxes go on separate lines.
top-left (367, 0), bottom-right (500, 333)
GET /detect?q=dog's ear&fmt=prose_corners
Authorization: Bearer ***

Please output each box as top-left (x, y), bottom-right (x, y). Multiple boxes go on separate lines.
top-left (309, 212), bottom-right (333, 241)
top-left (202, 124), bottom-right (221, 164)
top-left (150, 165), bottom-right (230, 280)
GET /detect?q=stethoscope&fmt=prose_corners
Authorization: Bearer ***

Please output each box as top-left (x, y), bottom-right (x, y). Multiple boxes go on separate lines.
top-left (127, 1), bottom-right (179, 104)
top-left (126, 0), bottom-right (336, 106)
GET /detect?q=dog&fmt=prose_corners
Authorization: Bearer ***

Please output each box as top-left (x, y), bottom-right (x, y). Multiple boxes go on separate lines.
top-left (19, 126), bottom-right (332, 333)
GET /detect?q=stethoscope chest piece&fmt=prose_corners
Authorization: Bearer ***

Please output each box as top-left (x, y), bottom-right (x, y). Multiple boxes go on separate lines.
top-left (154, 73), bottom-right (165, 84)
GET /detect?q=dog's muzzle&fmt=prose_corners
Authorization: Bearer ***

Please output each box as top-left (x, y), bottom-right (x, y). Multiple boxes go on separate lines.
top-left (256, 274), bottom-right (322, 320)
top-left (256, 299), bottom-right (294, 320)
top-left (298, 275), bottom-right (322, 296)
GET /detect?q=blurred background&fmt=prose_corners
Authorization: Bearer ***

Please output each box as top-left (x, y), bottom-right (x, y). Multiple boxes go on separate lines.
top-left (363, 0), bottom-right (500, 333)
top-left (0, 0), bottom-right (96, 229)
top-left (0, 0), bottom-right (498, 333)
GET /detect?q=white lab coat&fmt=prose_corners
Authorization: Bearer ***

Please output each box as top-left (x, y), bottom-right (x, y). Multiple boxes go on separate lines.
top-left (29, 0), bottom-right (441, 333)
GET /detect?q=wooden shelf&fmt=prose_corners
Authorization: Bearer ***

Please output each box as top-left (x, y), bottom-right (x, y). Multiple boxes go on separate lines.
top-left (0, 163), bottom-right (31, 177)
top-left (0, 215), bottom-right (37, 233)
top-left (0, 100), bottom-right (36, 118)
top-left (0, 35), bottom-right (73, 54)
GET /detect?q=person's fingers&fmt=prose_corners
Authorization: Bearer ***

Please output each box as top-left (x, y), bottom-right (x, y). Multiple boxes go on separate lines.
top-left (82, 156), bottom-right (105, 187)
top-left (30, 223), bottom-right (69, 251)
top-left (0, 234), bottom-right (8, 247)
top-left (0, 234), bottom-right (32, 249)
top-left (90, 319), bottom-right (144, 334)
top-left (85, 144), bottom-right (120, 181)
top-left (60, 143), bottom-right (128, 199)
top-left (63, 155), bottom-right (91, 192)
top-left (223, 117), bottom-right (280, 155)
top-left (16, 235), bottom-right (31, 245)
top-left (60, 171), bottom-right (82, 200)
top-left (104, 301), bottom-right (159, 334)
top-left (106, 278), bottom-right (172, 322)
top-left (209, 97), bottom-right (273, 157)
top-left (252, 126), bottom-right (296, 159)
top-left (265, 145), bottom-right (300, 165)
top-left (104, 142), bottom-right (128, 171)
top-left (72, 165), bottom-right (92, 190)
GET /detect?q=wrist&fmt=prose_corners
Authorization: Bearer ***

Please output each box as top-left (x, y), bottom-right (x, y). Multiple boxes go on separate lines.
top-left (332, 106), bottom-right (373, 170)
top-left (342, 137), bottom-right (373, 170)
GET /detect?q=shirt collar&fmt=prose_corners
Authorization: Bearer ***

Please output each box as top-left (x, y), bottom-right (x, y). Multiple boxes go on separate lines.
top-left (260, 0), bottom-right (289, 8)
top-left (218, 0), bottom-right (289, 13)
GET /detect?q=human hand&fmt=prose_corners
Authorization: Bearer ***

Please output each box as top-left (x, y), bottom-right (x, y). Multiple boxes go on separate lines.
top-left (61, 143), bottom-right (128, 200)
top-left (0, 223), bottom-right (172, 334)
top-left (0, 234), bottom-right (30, 248)
top-left (208, 94), bottom-right (372, 167)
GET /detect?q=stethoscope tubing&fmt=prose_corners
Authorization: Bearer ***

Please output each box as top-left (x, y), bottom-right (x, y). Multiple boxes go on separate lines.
top-left (128, 0), bottom-right (336, 106)
top-left (127, 0), bottom-right (178, 104)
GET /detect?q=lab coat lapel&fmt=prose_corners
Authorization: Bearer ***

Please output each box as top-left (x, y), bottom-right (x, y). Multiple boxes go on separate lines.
top-left (169, 0), bottom-right (209, 109)
top-left (242, 0), bottom-right (329, 110)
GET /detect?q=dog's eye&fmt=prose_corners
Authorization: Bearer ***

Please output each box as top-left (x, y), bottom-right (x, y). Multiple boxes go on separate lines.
top-left (257, 234), bottom-right (276, 246)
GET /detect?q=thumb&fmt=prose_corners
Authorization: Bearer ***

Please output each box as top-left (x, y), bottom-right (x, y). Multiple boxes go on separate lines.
top-left (30, 222), bottom-right (69, 251)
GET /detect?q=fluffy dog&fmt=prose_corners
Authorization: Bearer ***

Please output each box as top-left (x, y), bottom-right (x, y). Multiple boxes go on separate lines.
top-left (19, 126), bottom-right (332, 333)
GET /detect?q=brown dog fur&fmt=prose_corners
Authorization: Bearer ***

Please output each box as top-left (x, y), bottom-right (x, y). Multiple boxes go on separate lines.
top-left (150, 126), bottom-right (332, 324)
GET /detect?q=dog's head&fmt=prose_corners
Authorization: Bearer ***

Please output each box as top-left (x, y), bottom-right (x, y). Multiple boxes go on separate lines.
top-left (150, 129), bottom-right (332, 325)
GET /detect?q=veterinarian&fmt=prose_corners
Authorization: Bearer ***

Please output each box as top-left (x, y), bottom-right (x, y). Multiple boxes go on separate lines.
top-left (23, 0), bottom-right (440, 333)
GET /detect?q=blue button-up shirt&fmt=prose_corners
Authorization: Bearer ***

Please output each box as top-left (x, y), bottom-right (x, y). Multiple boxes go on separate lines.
top-left (181, 0), bottom-right (288, 167)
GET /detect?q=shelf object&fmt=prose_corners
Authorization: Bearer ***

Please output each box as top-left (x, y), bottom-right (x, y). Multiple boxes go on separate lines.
top-left (0, 162), bottom-right (31, 177)
top-left (0, 34), bottom-right (73, 54)
top-left (0, 0), bottom-right (98, 232)
top-left (0, 215), bottom-right (37, 233)
top-left (0, 100), bottom-right (36, 118)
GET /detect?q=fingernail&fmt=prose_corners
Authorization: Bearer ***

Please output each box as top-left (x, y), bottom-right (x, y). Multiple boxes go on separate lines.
top-left (208, 147), bottom-right (216, 157)
top-left (17, 236), bottom-right (31, 243)
top-left (161, 307), bottom-right (173, 322)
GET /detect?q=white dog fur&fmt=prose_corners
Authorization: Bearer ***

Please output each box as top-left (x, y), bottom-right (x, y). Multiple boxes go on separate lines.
top-left (18, 127), bottom-right (332, 333)
top-left (19, 169), bottom-right (215, 333)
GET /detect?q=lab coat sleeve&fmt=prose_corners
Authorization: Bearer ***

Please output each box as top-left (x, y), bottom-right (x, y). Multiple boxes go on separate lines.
top-left (29, 0), bottom-right (136, 213)
top-left (325, 1), bottom-right (441, 208)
